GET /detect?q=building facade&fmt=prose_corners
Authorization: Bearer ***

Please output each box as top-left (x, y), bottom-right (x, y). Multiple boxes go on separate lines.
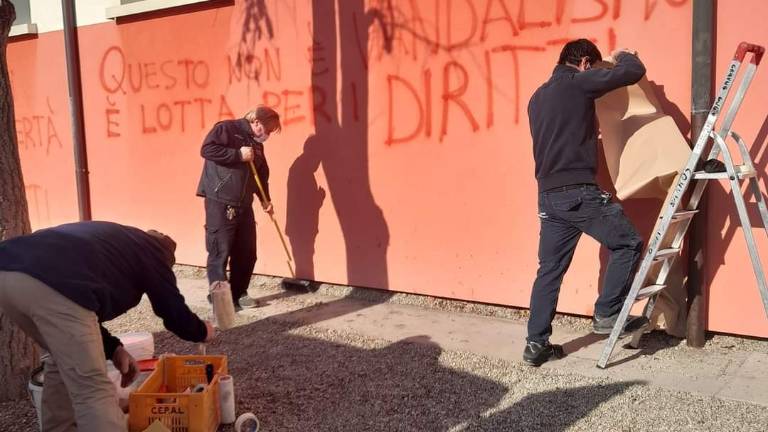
top-left (8, 0), bottom-right (768, 337)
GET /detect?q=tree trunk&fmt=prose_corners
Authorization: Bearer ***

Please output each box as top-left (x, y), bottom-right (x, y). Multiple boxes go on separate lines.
top-left (0, 0), bottom-right (40, 402)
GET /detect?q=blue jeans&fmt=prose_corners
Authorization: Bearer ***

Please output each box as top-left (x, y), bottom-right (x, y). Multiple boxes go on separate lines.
top-left (527, 184), bottom-right (643, 344)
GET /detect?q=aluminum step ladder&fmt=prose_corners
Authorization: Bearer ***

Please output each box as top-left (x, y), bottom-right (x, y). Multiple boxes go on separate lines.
top-left (597, 42), bottom-right (768, 369)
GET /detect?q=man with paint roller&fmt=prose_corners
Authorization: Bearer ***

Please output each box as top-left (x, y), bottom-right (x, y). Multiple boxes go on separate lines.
top-left (196, 106), bottom-right (282, 310)
top-left (0, 221), bottom-right (215, 431)
top-left (524, 39), bottom-right (647, 366)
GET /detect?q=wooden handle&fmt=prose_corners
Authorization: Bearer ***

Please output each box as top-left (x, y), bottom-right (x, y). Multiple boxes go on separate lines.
top-left (248, 161), bottom-right (296, 277)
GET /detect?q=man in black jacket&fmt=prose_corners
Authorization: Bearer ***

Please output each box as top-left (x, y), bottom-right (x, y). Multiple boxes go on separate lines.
top-left (197, 106), bottom-right (281, 309)
top-left (0, 221), bottom-right (214, 431)
top-left (524, 39), bottom-right (647, 366)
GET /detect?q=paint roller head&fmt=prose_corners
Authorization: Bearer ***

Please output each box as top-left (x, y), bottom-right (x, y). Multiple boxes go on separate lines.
top-left (210, 281), bottom-right (237, 330)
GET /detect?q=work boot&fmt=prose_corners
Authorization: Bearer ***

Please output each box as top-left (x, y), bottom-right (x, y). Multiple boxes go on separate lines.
top-left (237, 295), bottom-right (259, 309)
top-left (592, 313), bottom-right (648, 335)
top-left (523, 341), bottom-right (564, 367)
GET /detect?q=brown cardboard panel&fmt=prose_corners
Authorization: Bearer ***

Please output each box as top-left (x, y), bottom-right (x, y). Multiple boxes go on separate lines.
top-left (597, 74), bottom-right (691, 200)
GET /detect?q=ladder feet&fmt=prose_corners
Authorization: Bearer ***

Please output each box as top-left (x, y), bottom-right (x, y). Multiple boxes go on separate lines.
top-left (625, 330), bottom-right (646, 350)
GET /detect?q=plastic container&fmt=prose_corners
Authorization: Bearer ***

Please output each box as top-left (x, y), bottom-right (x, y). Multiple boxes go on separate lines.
top-left (118, 332), bottom-right (155, 360)
top-left (128, 355), bottom-right (228, 432)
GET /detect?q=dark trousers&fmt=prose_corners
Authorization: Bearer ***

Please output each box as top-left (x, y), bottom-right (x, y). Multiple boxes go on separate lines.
top-left (527, 184), bottom-right (643, 344)
top-left (204, 198), bottom-right (257, 301)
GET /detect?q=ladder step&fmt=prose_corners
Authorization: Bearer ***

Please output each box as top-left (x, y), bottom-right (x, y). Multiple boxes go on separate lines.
top-left (636, 285), bottom-right (665, 301)
top-left (693, 165), bottom-right (756, 179)
top-left (671, 210), bottom-right (699, 221)
top-left (653, 248), bottom-right (681, 262)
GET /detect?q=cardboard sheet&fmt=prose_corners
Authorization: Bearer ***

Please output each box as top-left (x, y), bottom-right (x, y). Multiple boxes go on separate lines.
top-left (596, 67), bottom-right (691, 200)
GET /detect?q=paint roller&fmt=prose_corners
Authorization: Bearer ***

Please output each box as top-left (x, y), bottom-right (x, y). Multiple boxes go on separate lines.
top-left (194, 281), bottom-right (237, 356)
top-left (248, 161), bottom-right (312, 291)
top-left (210, 280), bottom-right (237, 330)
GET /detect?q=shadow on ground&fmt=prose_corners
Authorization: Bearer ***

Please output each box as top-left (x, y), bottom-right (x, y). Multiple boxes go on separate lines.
top-left (162, 320), bottom-right (506, 431)
top-left (468, 381), bottom-right (641, 432)
top-left (152, 316), bottom-right (637, 432)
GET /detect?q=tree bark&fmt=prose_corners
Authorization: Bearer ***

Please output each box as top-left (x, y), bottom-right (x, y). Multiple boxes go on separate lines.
top-left (0, 0), bottom-right (40, 402)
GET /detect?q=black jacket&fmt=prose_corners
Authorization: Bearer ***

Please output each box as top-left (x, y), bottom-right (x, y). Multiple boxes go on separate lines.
top-left (0, 221), bottom-right (207, 358)
top-left (528, 53), bottom-right (646, 192)
top-left (196, 118), bottom-right (270, 206)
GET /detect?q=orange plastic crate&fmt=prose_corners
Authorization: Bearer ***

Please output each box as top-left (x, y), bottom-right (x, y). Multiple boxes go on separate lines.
top-left (128, 355), bottom-right (228, 432)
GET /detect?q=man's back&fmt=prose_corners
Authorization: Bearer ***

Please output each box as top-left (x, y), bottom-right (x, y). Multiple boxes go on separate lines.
top-left (528, 54), bottom-right (646, 192)
top-left (0, 221), bottom-right (175, 321)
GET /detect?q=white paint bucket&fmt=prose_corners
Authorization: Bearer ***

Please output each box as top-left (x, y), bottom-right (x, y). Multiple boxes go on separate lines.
top-left (117, 332), bottom-right (154, 360)
top-left (28, 364), bottom-right (44, 431)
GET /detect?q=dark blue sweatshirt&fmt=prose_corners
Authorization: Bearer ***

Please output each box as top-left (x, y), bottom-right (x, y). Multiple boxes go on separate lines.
top-left (528, 53), bottom-right (646, 192)
top-left (0, 221), bottom-right (207, 358)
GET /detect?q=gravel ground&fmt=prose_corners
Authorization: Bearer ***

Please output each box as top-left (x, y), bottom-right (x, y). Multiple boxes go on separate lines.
top-left (2, 268), bottom-right (766, 431)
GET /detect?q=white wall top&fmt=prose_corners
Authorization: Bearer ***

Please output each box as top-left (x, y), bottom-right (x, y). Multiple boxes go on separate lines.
top-left (9, 22), bottom-right (37, 37)
top-left (106, 0), bottom-right (213, 20)
top-left (9, 0), bottom-right (213, 35)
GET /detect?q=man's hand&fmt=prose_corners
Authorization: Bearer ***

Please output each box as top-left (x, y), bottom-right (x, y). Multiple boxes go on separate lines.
top-left (261, 201), bottom-right (274, 215)
top-left (112, 346), bottom-right (138, 388)
top-left (204, 320), bottom-right (216, 343)
top-left (611, 48), bottom-right (638, 58)
top-left (239, 146), bottom-right (254, 162)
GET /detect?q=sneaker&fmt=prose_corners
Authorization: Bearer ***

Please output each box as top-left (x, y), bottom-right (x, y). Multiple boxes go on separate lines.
top-left (523, 341), bottom-right (564, 367)
top-left (592, 313), bottom-right (648, 335)
top-left (237, 295), bottom-right (259, 309)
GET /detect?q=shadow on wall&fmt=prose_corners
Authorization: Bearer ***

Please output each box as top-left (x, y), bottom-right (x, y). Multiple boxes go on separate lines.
top-left (707, 115), bottom-right (768, 289)
top-left (286, 0), bottom-right (390, 289)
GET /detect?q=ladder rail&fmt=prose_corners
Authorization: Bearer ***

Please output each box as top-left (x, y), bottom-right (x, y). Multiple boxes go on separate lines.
top-left (729, 131), bottom-right (768, 238)
top-left (748, 176), bottom-right (768, 241)
top-left (731, 131), bottom-right (755, 171)
top-left (633, 129), bottom-right (768, 345)
top-left (597, 170), bottom-right (696, 367)
top-left (628, 209), bottom-right (693, 348)
top-left (699, 61), bottom-right (759, 172)
top-left (596, 67), bottom-right (739, 368)
top-left (596, 44), bottom-right (765, 369)
top-left (716, 132), bottom-right (768, 317)
top-left (717, 62), bottom-right (758, 139)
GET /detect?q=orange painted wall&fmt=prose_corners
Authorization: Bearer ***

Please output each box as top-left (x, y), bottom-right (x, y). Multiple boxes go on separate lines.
top-left (9, 0), bottom-right (765, 337)
top-left (705, 0), bottom-right (768, 337)
top-left (10, 32), bottom-right (78, 228)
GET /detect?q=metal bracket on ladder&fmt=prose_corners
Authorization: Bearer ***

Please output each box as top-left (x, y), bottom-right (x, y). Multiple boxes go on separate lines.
top-left (596, 42), bottom-right (768, 369)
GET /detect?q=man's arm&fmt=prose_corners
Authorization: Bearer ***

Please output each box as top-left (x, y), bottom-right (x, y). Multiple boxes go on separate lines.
top-left (576, 51), bottom-right (646, 98)
top-left (144, 267), bottom-right (208, 343)
top-left (200, 122), bottom-right (241, 164)
top-left (99, 326), bottom-right (139, 387)
top-left (100, 325), bottom-right (123, 359)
